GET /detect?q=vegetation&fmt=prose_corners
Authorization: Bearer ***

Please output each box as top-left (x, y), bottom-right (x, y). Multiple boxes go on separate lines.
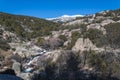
top-left (80, 24), bottom-right (87, 35)
top-left (36, 50), bottom-right (120, 80)
top-left (58, 24), bottom-right (87, 31)
top-left (95, 9), bottom-right (120, 18)
top-left (9, 53), bottom-right (22, 63)
top-left (44, 50), bottom-right (80, 80)
top-left (66, 31), bottom-right (81, 49)
top-left (0, 12), bottom-right (60, 40)
top-left (88, 50), bottom-right (120, 79)
top-left (105, 23), bottom-right (120, 48)
top-left (112, 16), bottom-right (120, 21)
top-left (1, 9), bottom-right (120, 80)
top-left (92, 19), bottom-right (104, 23)
top-left (58, 35), bottom-right (67, 42)
top-left (37, 37), bottom-right (45, 46)
top-left (40, 37), bottom-right (64, 50)
top-left (0, 38), bottom-right (10, 51)
top-left (0, 54), bottom-right (4, 62)
top-left (80, 22), bottom-right (120, 48)
top-left (84, 28), bottom-right (107, 47)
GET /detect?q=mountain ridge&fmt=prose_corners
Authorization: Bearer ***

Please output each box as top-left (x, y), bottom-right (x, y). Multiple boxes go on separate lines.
top-left (47, 14), bottom-right (84, 22)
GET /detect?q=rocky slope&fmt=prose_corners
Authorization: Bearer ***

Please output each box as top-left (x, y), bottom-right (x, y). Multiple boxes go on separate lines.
top-left (0, 9), bottom-right (120, 80)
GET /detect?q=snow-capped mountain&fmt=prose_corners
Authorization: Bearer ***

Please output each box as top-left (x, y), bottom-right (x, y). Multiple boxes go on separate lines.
top-left (47, 14), bottom-right (84, 23)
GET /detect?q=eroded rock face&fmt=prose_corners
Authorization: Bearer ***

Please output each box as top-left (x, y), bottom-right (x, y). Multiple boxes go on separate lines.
top-left (100, 19), bottom-right (115, 26)
top-left (72, 38), bottom-right (98, 52)
top-left (37, 50), bottom-right (76, 67)
top-left (87, 23), bottom-right (101, 30)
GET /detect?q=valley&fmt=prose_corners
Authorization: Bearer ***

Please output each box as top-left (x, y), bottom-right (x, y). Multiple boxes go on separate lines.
top-left (0, 9), bottom-right (120, 80)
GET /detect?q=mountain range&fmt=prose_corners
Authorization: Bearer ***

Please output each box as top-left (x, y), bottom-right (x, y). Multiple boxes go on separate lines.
top-left (47, 14), bottom-right (84, 22)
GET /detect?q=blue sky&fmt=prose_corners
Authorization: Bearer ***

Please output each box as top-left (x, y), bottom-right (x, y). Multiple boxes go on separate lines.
top-left (0, 0), bottom-right (120, 18)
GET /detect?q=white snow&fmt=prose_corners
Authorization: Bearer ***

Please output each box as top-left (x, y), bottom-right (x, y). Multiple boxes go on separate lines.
top-left (47, 14), bottom-right (84, 22)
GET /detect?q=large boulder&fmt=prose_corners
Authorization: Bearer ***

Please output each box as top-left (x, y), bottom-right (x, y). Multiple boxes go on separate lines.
top-left (72, 38), bottom-right (98, 52)
top-left (12, 60), bottom-right (21, 74)
top-left (87, 23), bottom-right (101, 30)
top-left (17, 73), bottom-right (32, 80)
top-left (100, 19), bottom-right (115, 26)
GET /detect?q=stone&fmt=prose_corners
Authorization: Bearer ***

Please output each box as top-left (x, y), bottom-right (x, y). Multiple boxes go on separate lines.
top-left (72, 38), bottom-right (97, 52)
top-left (87, 23), bottom-right (101, 30)
top-left (100, 19), bottom-right (115, 26)
top-left (12, 60), bottom-right (21, 74)
top-left (17, 73), bottom-right (32, 80)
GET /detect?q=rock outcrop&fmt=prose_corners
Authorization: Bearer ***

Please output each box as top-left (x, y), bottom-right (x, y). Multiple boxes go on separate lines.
top-left (72, 38), bottom-right (98, 52)
top-left (100, 19), bottom-right (115, 26)
top-left (12, 60), bottom-right (21, 74)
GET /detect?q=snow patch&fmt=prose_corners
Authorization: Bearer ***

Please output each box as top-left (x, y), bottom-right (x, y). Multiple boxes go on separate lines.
top-left (47, 14), bottom-right (84, 22)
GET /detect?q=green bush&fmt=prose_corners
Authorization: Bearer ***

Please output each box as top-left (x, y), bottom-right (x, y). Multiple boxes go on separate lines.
top-left (58, 24), bottom-right (87, 31)
top-left (88, 50), bottom-right (120, 78)
top-left (0, 54), bottom-right (4, 61)
top-left (80, 24), bottom-right (87, 35)
top-left (0, 39), bottom-right (10, 51)
top-left (112, 16), bottom-right (120, 21)
top-left (58, 35), bottom-right (67, 42)
top-left (66, 31), bottom-right (81, 49)
top-left (37, 37), bottom-right (45, 46)
top-left (0, 29), bottom-right (3, 35)
top-left (0, 12), bottom-right (60, 40)
top-left (104, 23), bottom-right (120, 48)
top-left (84, 29), bottom-right (106, 47)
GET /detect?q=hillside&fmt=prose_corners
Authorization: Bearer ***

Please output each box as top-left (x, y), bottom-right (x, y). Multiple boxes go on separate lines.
top-left (0, 12), bottom-right (60, 40)
top-left (0, 9), bottom-right (120, 80)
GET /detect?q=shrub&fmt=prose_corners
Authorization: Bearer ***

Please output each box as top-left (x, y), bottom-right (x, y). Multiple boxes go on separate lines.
top-left (105, 23), bottom-right (120, 48)
top-left (0, 38), bottom-right (10, 51)
top-left (66, 31), bottom-right (81, 49)
top-left (112, 17), bottom-right (120, 21)
top-left (0, 29), bottom-right (3, 35)
top-left (0, 54), bottom-right (4, 61)
top-left (84, 29), bottom-right (106, 47)
top-left (58, 35), bottom-right (67, 42)
top-left (37, 37), bottom-right (45, 46)
top-left (88, 51), bottom-right (120, 78)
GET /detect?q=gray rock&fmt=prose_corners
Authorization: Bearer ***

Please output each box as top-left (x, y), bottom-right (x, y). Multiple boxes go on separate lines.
top-left (100, 19), bottom-right (115, 26)
top-left (87, 23), bottom-right (101, 30)
top-left (17, 73), bottom-right (32, 80)
top-left (12, 60), bottom-right (21, 74)
top-left (72, 38), bottom-right (98, 52)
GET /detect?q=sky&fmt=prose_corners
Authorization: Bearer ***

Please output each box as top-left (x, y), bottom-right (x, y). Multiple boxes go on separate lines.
top-left (0, 0), bottom-right (120, 18)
